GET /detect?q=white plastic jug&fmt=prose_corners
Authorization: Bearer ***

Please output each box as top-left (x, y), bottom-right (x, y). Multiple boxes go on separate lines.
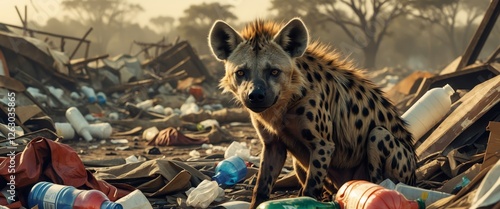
top-left (402, 84), bottom-right (455, 141)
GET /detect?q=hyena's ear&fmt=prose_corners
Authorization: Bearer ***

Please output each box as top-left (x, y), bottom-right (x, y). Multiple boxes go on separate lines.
top-left (208, 20), bottom-right (243, 61)
top-left (273, 18), bottom-right (309, 58)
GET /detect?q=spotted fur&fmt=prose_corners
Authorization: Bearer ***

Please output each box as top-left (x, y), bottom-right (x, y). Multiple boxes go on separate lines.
top-left (208, 18), bottom-right (417, 209)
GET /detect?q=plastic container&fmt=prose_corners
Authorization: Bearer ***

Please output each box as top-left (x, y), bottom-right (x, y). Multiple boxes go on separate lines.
top-left (88, 123), bottom-right (113, 139)
top-left (28, 181), bottom-right (123, 209)
top-left (136, 99), bottom-right (154, 110)
top-left (402, 84), bottom-right (455, 140)
top-left (55, 122), bottom-right (76, 139)
top-left (81, 86), bottom-right (97, 103)
top-left (142, 126), bottom-right (159, 141)
top-left (48, 86), bottom-right (64, 99)
top-left (335, 180), bottom-right (425, 209)
top-left (97, 92), bottom-right (107, 105)
top-left (186, 179), bottom-right (224, 208)
top-left (224, 141), bottom-right (250, 161)
top-left (212, 156), bottom-right (247, 186)
top-left (395, 183), bottom-right (451, 206)
top-left (257, 196), bottom-right (340, 209)
top-left (115, 189), bottom-right (152, 209)
top-left (66, 107), bottom-right (93, 141)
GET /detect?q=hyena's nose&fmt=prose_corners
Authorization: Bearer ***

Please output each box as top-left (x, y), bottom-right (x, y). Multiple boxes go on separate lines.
top-left (248, 88), bottom-right (266, 105)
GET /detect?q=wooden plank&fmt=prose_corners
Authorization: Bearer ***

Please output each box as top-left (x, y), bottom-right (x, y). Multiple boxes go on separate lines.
top-left (0, 22), bottom-right (91, 42)
top-left (416, 75), bottom-right (500, 159)
top-left (69, 27), bottom-right (93, 60)
top-left (456, 0), bottom-right (500, 70)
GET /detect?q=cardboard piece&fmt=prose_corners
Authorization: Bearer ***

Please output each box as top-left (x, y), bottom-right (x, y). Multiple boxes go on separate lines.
top-left (483, 121), bottom-right (500, 171)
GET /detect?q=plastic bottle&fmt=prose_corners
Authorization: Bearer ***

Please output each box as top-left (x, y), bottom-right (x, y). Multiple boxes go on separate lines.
top-left (335, 180), bottom-right (425, 209)
top-left (97, 92), bottom-right (107, 105)
top-left (136, 99), bottom-right (154, 110)
top-left (402, 84), bottom-right (455, 140)
top-left (395, 183), bottom-right (451, 206)
top-left (257, 196), bottom-right (341, 209)
top-left (115, 189), bottom-right (152, 209)
top-left (81, 86), bottom-right (97, 103)
top-left (88, 123), bottom-right (113, 139)
top-left (55, 122), bottom-right (76, 139)
top-left (66, 107), bottom-right (93, 141)
top-left (212, 156), bottom-right (247, 186)
top-left (28, 182), bottom-right (123, 209)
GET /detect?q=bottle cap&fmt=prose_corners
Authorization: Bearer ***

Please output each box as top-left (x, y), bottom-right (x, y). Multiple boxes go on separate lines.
top-left (443, 84), bottom-right (455, 96)
top-left (416, 198), bottom-right (426, 209)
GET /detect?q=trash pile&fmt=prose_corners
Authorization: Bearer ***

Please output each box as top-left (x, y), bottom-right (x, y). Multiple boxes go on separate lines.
top-left (0, 1), bottom-right (499, 209)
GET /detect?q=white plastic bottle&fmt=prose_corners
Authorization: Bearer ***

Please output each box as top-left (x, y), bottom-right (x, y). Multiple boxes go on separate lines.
top-left (54, 122), bottom-right (76, 139)
top-left (88, 123), bottom-right (113, 139)
top-left (66, 107), bottom-right (93, 141)
top-left (81, 86), bottom-right (97, 103)
top-left (402, 84), bottom-right (455, 141)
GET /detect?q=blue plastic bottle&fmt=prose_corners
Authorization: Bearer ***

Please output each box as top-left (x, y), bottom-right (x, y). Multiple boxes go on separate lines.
top-left (212, 156), bottom-right (248, 186)
top-left (28, 182), bottom-right (123, 209)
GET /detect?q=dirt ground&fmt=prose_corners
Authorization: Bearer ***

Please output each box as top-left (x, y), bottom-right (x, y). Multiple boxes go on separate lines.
top-left (66, 122), bottom-right (295, 168)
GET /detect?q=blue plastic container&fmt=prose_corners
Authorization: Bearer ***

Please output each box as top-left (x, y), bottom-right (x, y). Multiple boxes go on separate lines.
top-left (28, 182), bottom-right (122, 209)
top-left (212, 156), bottom-right (248, 186)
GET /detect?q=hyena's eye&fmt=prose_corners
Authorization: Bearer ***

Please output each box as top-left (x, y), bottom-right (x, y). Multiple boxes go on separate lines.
top-left (270, 69), bottom-right (281, 77)
top-left (236, 70), bottom-right (245, 77)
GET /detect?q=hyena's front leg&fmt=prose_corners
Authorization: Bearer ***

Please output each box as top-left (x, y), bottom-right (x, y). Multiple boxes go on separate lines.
top-left (301, 130), bottom-right (335, 199)
top-left (250, 124), bottom-right (287, 209)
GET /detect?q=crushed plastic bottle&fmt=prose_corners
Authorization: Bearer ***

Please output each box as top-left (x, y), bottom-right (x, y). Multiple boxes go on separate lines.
top-left (186, 180), bottom-right (224, 208)
top-left (115, 189), bottom-right (152, 209)
top-left (212, 156), bottom-right (247, 186)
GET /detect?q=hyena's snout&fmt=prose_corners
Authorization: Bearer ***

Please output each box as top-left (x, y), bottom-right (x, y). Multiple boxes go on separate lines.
top-left (244, 81), bottom-right (276, 113)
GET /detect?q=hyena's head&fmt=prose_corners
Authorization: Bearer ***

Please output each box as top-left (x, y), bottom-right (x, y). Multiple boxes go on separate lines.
top-left (208, 18), bottom-right (309, 113)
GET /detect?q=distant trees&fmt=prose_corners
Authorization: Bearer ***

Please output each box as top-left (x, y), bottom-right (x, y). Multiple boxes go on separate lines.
top-left (61, 0), bottom-right (144, 54)
top-left (177, 2), bottom-right (237, 55)
top-left (150, 16), bottom-right (175, 35)
top-left (270, 0), bottom-right (408, 69)
top-left (409, 0), bottom-right (489, 58)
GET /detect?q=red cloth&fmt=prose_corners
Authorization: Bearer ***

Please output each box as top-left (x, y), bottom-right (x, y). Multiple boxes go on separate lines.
top-left (149, 127), bottom-right (208, 146)
top-left (0, 137), bottom-right (133, 208)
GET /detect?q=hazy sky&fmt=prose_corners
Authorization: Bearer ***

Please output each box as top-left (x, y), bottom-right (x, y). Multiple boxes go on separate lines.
top-left (1, 0), bottom-right (271, 27)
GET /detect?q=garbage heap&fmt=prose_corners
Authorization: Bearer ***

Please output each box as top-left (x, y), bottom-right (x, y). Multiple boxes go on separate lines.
top-left (0, 3), bottom-right (499, 208)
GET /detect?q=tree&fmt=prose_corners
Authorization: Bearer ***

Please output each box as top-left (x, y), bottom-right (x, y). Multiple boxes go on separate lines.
top-left (150, 16), bottom-right (175, 35)
top-left (61, 0), bottom-right (144, 54)
top-left (317, 0), bottom-right (409, 69)
top-left (270, 0), bottom-right (408, 69)
top-left (409, 0), bottom-right (489, 58)
top-left (177, 2), bottom-right (237, 55)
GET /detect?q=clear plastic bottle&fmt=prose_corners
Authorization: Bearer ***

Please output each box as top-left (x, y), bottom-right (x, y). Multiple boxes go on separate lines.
top-left (28, 182), bottom-right (123, 209)
top-left (402, 84), bottom-right (455, 140)
top-left (335, 180), bottom-right (425, 209)
top-left (257, 196), bottom-right (341, 209)
top-left (212, 156), bottom-right (247, 186)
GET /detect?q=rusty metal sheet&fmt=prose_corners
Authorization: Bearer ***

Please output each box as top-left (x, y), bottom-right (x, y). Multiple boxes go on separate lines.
top-left (416, 75), bottom-right (500, 159)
